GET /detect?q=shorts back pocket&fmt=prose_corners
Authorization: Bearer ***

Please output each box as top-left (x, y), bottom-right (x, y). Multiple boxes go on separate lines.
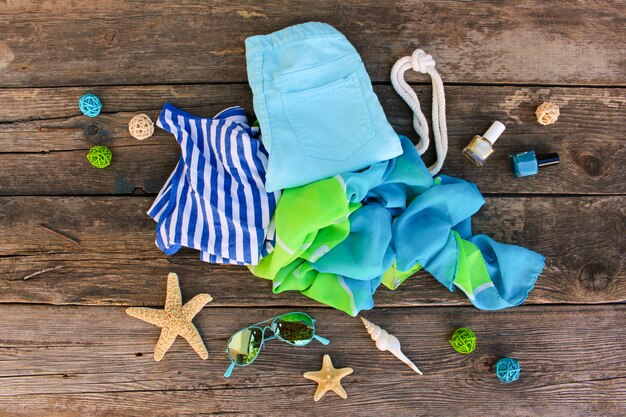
top-left (282, 73), bottom-right (375, 161)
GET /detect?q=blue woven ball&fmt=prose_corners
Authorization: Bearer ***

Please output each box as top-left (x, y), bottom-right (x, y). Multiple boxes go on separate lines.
top-left (495, 357), bottom-right (521, 383)
top-left (79, 94), bottom-right (102, 117)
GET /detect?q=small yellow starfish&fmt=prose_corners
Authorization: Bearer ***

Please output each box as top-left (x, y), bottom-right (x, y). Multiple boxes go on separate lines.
top-left (126, 272), bottom-right (212, 361)
top-left (303, 354), bottom-right (353, 401)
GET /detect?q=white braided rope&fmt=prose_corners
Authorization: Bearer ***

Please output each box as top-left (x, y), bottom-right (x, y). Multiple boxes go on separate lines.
top-left (390, 49), bottom-right (448, 175)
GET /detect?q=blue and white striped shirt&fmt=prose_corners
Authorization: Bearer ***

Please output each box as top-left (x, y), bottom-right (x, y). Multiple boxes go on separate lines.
top-left (148, 103), bottom-right (280, 265)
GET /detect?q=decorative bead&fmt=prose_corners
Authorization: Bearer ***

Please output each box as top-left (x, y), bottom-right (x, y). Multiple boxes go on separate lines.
top-left (449, 327), bottom-right (476, 354)
top-left (79, 94), bottom-right (103, 117)
top-left (86, 145), bottom-right (112, 169)
top-left (535, 101), bottom-right (560, 125)
top-left (495, 357), bottom-right (521, 383)
top-left (128, 113), bottom-right (155, 140)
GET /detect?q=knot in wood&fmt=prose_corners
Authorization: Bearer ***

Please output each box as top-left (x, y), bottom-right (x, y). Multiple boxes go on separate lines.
top-left (104, 30), bottom-right (118, 46)
top-left (86, 124), bottom-right (98, 136)
top-left (578, 153), bottom-right (604, 177)
top-left (578, 262), bottom-right (610, 292)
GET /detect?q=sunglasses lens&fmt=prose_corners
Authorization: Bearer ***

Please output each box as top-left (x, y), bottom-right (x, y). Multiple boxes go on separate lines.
top-left (228, 327), bottom-right (263, 365)
top-left (274, 313), bottom-right (314, 345)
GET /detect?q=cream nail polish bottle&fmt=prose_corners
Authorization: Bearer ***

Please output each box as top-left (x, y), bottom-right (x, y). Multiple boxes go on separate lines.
top-left (463, 121), bottom-right (506, 166)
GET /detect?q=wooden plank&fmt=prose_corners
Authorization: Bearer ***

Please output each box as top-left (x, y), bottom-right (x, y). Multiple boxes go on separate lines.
top-left (0, 196), bottom-right (623, 307)
top-left (0, 304), bottom-right (623, 416)
top-left (0, 1), bottom-right (624, 87)
top-left (0, 85), bottom-right (623, 195)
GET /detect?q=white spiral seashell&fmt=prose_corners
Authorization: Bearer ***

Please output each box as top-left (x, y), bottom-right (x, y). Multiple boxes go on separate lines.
top-left (361, 317), bottom-right (422, 375)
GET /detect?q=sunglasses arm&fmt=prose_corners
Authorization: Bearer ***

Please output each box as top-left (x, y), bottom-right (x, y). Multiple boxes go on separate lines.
top-left (224, 361), bottom-right (236, 378)
top-left (313, 334), bottom-right (330, 345)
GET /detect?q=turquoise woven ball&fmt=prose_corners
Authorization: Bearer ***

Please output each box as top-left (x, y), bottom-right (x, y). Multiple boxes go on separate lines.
top-left (79, 94), bottom-right (102, 117)
top-left (495, 357), bottom-right (521, 383)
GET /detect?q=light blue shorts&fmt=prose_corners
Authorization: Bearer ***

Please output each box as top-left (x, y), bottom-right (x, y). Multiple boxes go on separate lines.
top-left (246, 22), bottom-right (403, 192)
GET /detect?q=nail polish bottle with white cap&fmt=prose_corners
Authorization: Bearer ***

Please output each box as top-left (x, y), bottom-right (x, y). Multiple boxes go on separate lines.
top-left (463, 121), bottom-right (506, 166)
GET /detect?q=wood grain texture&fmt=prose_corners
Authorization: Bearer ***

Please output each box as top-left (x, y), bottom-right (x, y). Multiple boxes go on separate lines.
top-left (0, 85), bottom-right (623, 195)
top-left (1, 2), bottom-right (624, 415)
top-left (0, 1), bottom-right (624, 87)
top-left (0, 304), bottom-right (624, 416)
top-left (0, 196), bottom-right (623, 307)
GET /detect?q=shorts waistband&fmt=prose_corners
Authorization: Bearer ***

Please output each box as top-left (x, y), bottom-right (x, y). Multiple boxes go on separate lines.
top-left (245, 21), bottom-right (345, 56)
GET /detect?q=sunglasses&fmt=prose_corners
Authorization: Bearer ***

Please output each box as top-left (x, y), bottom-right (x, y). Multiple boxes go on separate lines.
top-left (224, 312), bottom-right (330, 377)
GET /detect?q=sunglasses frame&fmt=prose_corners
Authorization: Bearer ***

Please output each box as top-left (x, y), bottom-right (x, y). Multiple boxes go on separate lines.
top-left (224, 312), bottom-right (330, 377)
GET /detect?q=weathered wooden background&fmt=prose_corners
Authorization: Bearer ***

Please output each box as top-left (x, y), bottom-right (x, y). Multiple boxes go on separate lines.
top-left (0, 1), bottom-right (624, 416)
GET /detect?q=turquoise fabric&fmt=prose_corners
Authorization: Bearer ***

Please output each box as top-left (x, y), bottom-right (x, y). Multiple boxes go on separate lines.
top-left (312, 203), bottom-right (394, 281)
top-left (465, 235), bottom-right (544, 309)
top-left (393, 175), bottom-right (486, 288)
top-left (393, 173), bottom-right (545, 309)
top-left (245, 22), bottom-right (403, 192)
top-left (261, 135), bottom-right (544, 314)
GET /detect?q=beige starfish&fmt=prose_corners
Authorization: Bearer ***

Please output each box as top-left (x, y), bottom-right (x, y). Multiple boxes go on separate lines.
top-left (303, 354), bottom-right (353, 401)
top-left (126, 272), bottom-right (212, 361)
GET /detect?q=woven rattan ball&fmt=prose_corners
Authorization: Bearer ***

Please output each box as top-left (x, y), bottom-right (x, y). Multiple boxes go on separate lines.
top-left (535, 102), bottom-right (560, 125)
top-left (450, 327), bottom-right (476, 354)
top-left (79, 94), bottom-right (103, 117)
top-left (128, 113), bottom-right (154, 140)
top-left (495, 357), bottom-right (521, 383)
top-left (86, 145), bottom-right (112, 169)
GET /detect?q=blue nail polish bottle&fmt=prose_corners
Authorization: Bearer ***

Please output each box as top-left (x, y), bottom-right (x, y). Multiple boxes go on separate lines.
top-left (510, 151), bottom-right (560, 177)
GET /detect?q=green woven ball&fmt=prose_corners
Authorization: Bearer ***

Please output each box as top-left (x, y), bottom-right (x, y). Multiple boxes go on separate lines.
top-left (87, 145), bottom-right (112, 169)
top-left (450, 327), bottom-right (476, 354)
